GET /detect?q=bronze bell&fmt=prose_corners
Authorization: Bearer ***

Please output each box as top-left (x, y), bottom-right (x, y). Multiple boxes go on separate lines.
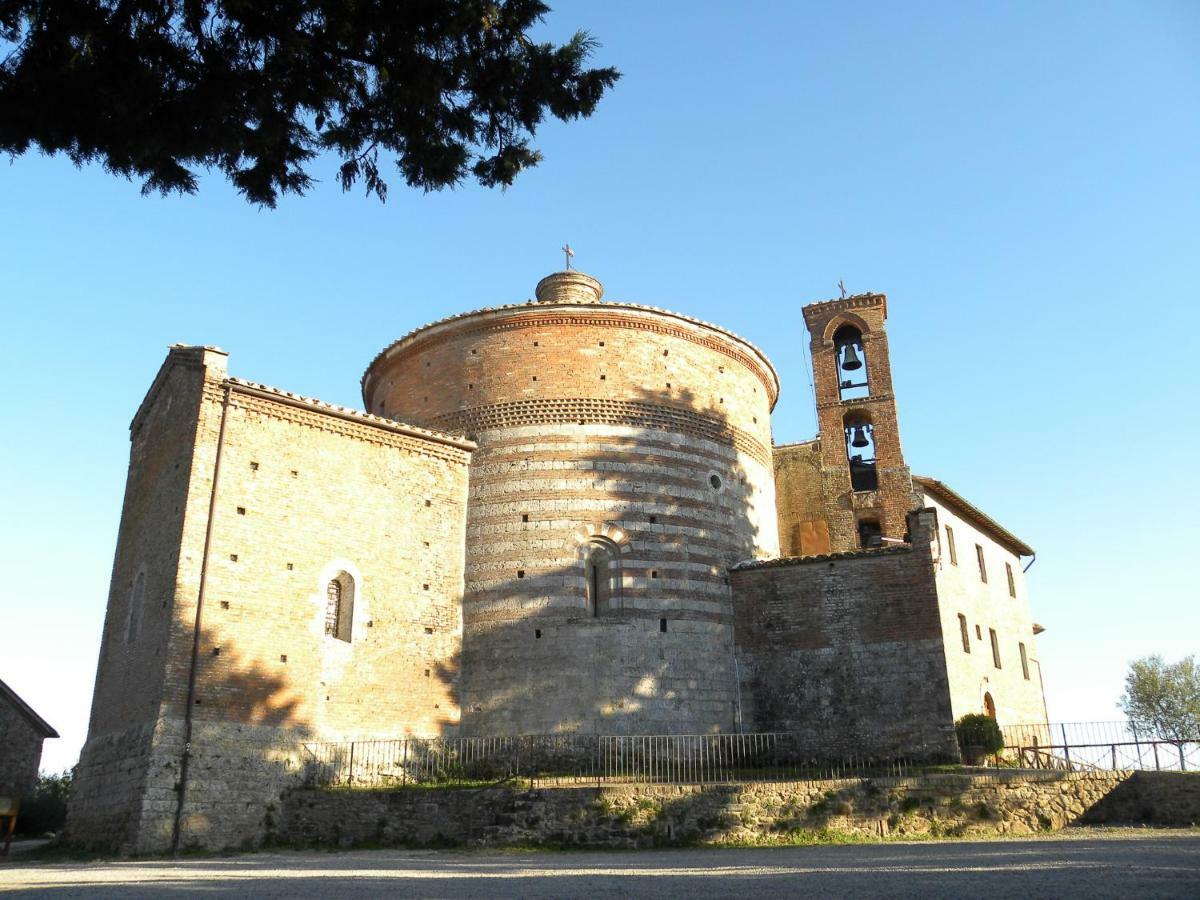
top-left (841, 342), bottom-right (863, 371)
top-left (851, 426), bottom-right (870, 448)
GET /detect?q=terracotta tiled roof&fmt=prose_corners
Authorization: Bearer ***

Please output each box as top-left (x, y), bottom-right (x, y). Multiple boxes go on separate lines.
top-left (224, 378), bottom-right (476, 451)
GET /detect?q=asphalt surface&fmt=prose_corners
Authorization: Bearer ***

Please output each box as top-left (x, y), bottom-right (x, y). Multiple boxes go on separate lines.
top-left (2, 832), bottom-right (1198, 898)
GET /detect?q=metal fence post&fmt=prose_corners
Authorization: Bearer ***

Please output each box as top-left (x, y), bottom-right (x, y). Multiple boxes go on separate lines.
top-left (348, 741), bottom-right (355, 786)
top-left (1061, 724), bottom-right (1071, 771)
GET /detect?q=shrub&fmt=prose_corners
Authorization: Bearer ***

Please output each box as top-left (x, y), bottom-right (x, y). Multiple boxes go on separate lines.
top-left (955, 714), bottom-right (1003, 761)
top-left (16, 770), bottom-right (72, 836)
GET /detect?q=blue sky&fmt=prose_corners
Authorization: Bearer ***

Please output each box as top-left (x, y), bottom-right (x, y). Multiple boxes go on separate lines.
top-left (2, 1), bottom-right (1197, 773)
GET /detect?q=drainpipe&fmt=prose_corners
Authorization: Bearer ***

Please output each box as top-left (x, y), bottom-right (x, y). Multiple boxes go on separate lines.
top-left (1022, 553), bottom-right (1037, 574)
top-left (171, 383), bottom-right (232, 854)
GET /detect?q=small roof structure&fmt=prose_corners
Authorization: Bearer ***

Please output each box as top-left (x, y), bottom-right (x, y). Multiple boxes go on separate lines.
top-left (0, 678), bottom-right (58, 739)
top-left (913, 475), bottom-right (1035, 558)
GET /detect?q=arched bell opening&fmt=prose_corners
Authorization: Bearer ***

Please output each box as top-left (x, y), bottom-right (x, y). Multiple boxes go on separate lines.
top-left (833, 324), bottom-right (869, 401)
top-left (843, 411), bottom-right (878, 491)
top-left (585, 536), bottom-right (622, 617)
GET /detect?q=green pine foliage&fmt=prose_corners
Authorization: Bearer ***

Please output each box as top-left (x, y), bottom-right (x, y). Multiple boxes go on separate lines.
top-left (0, 1), bottom-right (620, 205)
top-left (955, 714), bottom-right (1003, 757)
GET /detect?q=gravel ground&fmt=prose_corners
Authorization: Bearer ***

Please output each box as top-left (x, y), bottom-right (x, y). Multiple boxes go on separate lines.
top-left (2, 830), bottom-right (1198, 898)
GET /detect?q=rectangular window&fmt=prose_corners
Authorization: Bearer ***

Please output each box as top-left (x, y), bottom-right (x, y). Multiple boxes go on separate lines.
top-left (1006, 562), bottom-right (1016, 598)
top-left (976, 544), bottom-right (987, 583)
top-left (1019, 642), bottom-right (1030, 680)
top-left (946, 526), bottom-right (957, 565)
top-left (958, 614), bottom-right (970, 653)
top-left (989, 628), bottom-right (1001, 669)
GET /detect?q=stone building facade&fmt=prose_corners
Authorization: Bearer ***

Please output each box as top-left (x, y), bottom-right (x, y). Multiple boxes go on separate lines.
top-left (0, 679), bottom-right (58, 802)
top-left (67, 270), bottom-right (1047, 852)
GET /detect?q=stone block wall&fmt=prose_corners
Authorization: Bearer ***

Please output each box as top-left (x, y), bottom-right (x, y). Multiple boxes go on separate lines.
top-left (278, 770), bottom-right (1195, 850)
top-left (68, 347), bottom-right (220, 852)
top-left (730, 510), bottom-right (958, 759)
top-left (0, 700), bottom-right (48, 800)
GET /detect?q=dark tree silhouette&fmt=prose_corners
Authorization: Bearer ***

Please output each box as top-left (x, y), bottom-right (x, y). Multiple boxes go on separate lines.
top-left (0, 1), bottom-right (619, 205)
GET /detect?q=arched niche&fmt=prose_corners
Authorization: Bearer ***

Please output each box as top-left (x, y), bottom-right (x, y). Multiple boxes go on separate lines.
top-left (843, 410), bottom-right (878, 491)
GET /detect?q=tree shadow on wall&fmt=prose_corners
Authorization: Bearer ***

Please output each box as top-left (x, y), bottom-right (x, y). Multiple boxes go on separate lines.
top-left (164, 625), bottom-right (314, 851)
top-left (434, 384), bottom-right (768, 739)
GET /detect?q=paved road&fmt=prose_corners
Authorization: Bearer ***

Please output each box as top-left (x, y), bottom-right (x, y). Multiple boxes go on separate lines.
top-left (2, 832), bottom-right (1198, 898)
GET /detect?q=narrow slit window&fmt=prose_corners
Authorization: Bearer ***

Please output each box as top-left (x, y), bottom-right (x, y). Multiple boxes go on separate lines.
top-left (945, 526), bottom-right (957, 565)
top-left (958, 614), bottom-right (970, 653)
top-left (989, 628), bottom-right (1001, 669)
top-left (585, 539), bottom-right (618, 617)
top-left (126, 571), bottom-right (145, 643)
top-left (1006, 562), bottom-right (1016, 598)
top-left (325, 574), bottom-right (354, 643)
top-left (976, 544), bottom-right (987, 583)
top-left (1019, 642), bottom-right (1030, 680)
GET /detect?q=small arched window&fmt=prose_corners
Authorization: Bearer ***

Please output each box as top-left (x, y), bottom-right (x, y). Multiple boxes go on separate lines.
top-left (983, 691), bottom-right (997, 719)
top-left (126, 571), bottom-right (145, 643)
top-left (584, 538), bottom-right (621, 617)
top-left (833, 324), bottom-right (869, 401)
top-left (843, 412), bottom-right (878, 491)
top-left (324, 573), bottom-right (354, 642)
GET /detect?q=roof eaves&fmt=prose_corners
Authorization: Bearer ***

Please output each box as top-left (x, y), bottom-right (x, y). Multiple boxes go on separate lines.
top-left (913, 475), bottom-right (1034, 557)
top-left (730, 544), bottom-right (912, 571)
top-left (0, 678), bottom-right (59, 738)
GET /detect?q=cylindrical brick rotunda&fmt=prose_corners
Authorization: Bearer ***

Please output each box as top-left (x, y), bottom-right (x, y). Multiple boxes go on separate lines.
top-left (362, 271), bottom-right (780, 734)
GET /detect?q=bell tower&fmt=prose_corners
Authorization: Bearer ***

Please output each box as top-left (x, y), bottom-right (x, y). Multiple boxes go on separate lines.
top-left (802, 292), bottom-right (919, 552)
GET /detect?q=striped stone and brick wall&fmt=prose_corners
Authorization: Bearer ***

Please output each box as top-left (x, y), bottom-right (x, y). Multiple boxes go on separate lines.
top-left (364, 272), bottom-right (780, 735)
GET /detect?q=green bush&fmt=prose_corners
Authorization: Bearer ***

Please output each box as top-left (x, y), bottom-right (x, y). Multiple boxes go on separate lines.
top-left (16, 770), bottom-right (72, 837)
top-left (955, 714), bottom-right (1003, 760)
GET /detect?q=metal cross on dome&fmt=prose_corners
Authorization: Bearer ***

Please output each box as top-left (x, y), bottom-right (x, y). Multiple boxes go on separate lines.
top-left (562, 243), bottom-right (575, 270)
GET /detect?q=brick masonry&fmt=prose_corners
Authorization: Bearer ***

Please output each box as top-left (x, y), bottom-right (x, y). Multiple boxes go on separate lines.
top-left (731, 509), bottom-right (959, 758)
top-left (800, 294), bottom-right (921, 552)
top-left (67, 347), bottom-right (473, 853)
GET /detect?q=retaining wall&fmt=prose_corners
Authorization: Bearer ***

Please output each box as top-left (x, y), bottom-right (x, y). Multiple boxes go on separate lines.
top-left (278, 771), bottom-right (1199, 850)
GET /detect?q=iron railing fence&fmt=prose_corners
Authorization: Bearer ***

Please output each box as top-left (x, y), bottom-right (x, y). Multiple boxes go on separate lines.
top-left (301, 721), bottom-right (1199, 790)
top-left (1001, 720), bottom-right (1198, 773)
top-left (301, 732), bottom-right (944, 789)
